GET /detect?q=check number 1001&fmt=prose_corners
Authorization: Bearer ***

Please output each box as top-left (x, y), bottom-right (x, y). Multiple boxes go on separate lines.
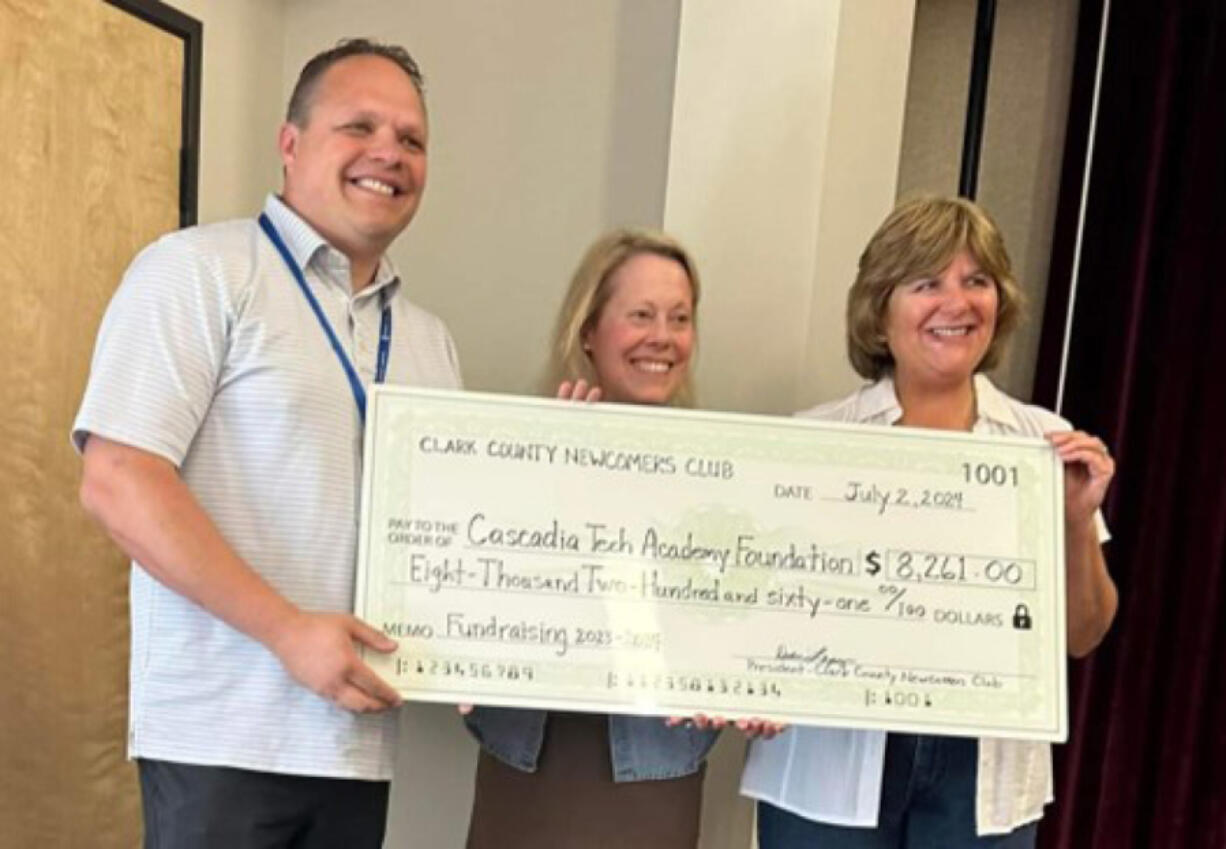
top-left (962, 462), bottom-right (1019, 487)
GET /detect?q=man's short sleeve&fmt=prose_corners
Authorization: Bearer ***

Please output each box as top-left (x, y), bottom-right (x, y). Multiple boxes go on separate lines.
top-left (72, 232), bottom-right (234, 465)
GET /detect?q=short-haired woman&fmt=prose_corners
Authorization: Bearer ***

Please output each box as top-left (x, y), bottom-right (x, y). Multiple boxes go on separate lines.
top-left (741, 196), bottom-right (1118, 849)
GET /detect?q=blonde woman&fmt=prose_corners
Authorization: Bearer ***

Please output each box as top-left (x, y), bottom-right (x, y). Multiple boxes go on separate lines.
top-left (464, 229), bottom-right (716, 849)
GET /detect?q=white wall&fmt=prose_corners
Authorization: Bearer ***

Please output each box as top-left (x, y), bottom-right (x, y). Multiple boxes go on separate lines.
top-left (665, 0), bottom-right (916, 416)
top-left (164, 0), bottom-right (285, 222)
top-left (798, 2), bottom-right (917, 409)
top-left (664, 1), bottom-right (842, 417)
top-left (283, 0), bottom-right (681, 396)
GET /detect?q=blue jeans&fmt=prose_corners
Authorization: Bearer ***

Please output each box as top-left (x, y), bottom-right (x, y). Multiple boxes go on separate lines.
top-left (757, 735), bottom-right (1038, 849)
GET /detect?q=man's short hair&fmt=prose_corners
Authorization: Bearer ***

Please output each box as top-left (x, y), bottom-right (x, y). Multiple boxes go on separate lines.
top-left (286, 38), bottom-right (425, 127)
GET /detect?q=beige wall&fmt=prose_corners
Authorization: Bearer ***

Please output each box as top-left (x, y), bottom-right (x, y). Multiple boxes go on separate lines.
top-left (977, 0), bottom-right (1079, 398)
top-left (896, 0), bottom-right (975, 200)
top-left (896, 0), bottom-right (1079, 399)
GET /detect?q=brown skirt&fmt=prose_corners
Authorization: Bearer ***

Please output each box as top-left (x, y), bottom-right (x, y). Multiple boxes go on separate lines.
top-left (465, 712), bottom-right (705, 849)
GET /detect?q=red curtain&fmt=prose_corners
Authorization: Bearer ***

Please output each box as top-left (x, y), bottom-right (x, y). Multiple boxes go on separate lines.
top-left (1035, 1), bottom-right (1226, 846)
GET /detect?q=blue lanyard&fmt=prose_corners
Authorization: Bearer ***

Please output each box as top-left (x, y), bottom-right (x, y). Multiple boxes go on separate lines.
top-left (258, 213), bottom-right (391, 421)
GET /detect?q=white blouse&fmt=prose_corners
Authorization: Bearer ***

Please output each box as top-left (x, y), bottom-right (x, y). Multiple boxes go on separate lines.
top-left (740, 374), bottom-right (1107, 835)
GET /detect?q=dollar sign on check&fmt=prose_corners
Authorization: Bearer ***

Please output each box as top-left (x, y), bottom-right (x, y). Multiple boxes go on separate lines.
top-left (865, 550), bottom-right (882, 576)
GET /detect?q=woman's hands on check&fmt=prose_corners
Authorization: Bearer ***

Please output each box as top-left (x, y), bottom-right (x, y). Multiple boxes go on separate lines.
top-left (557, 379), bottom-right (603, 403)
top-left (665, 714), bottom-right (788, 740)
top-left (1046, 430), bottom-right (1115, 526)
top-left (1046, 430), bottom-right (1118, 656)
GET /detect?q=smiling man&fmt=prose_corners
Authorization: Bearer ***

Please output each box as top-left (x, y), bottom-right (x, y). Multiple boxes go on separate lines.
top-left (279, 49), bottom-right (429, 290)
top-left (72, 40), bottom-right (461, 848)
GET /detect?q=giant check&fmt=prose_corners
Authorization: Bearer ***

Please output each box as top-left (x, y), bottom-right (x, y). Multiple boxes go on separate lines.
top-left (356, 386), bottom-right (1067, 741)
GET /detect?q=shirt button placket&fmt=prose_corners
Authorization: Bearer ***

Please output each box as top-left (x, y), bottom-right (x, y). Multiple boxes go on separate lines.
top-left (353, 299), bottom-right (376, 383)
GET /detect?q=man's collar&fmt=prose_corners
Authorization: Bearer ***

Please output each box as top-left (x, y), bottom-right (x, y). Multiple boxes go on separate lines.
top-left (263, 194), bottom-right (327, 271)
top-left (261, 194), bottom-right (401, 298)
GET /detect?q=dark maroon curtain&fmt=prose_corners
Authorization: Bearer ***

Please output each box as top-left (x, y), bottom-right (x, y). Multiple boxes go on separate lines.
top-left (1034, 0), bottom-right (1226, 846)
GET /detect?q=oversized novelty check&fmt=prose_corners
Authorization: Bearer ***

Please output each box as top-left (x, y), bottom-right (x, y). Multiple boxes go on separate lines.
top-left (356, 387), bottom-right (1067, 741)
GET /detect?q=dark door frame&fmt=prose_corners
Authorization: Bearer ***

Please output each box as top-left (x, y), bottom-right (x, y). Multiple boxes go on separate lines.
top-left (104, 0), bottom-right (202, 227)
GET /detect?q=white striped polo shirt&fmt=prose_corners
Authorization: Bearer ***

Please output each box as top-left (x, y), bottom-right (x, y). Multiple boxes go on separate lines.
top-left (73, 195), bottom-right (462, 779)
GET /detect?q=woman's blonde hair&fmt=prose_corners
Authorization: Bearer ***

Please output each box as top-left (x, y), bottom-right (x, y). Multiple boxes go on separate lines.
top-left (543, 228), bottom-right (701, 406)
top-left (846, 195), bottom-right (1025, 380)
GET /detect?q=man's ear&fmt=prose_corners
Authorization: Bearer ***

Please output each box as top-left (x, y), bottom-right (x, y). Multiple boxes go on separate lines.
top-left (277, 122), bottom-right (299, 169)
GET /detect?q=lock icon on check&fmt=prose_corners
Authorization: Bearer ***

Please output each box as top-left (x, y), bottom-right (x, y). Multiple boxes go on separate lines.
top-left (1012, 604), bottom-right (1033, 630)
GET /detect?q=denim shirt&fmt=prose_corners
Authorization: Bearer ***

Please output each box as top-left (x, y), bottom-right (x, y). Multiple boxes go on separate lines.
top-left (465, 707), bottom-right (720, 782)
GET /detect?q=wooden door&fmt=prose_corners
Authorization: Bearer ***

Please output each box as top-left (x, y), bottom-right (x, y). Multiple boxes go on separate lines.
top-left (0, 0), bottom-right (191, 844)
